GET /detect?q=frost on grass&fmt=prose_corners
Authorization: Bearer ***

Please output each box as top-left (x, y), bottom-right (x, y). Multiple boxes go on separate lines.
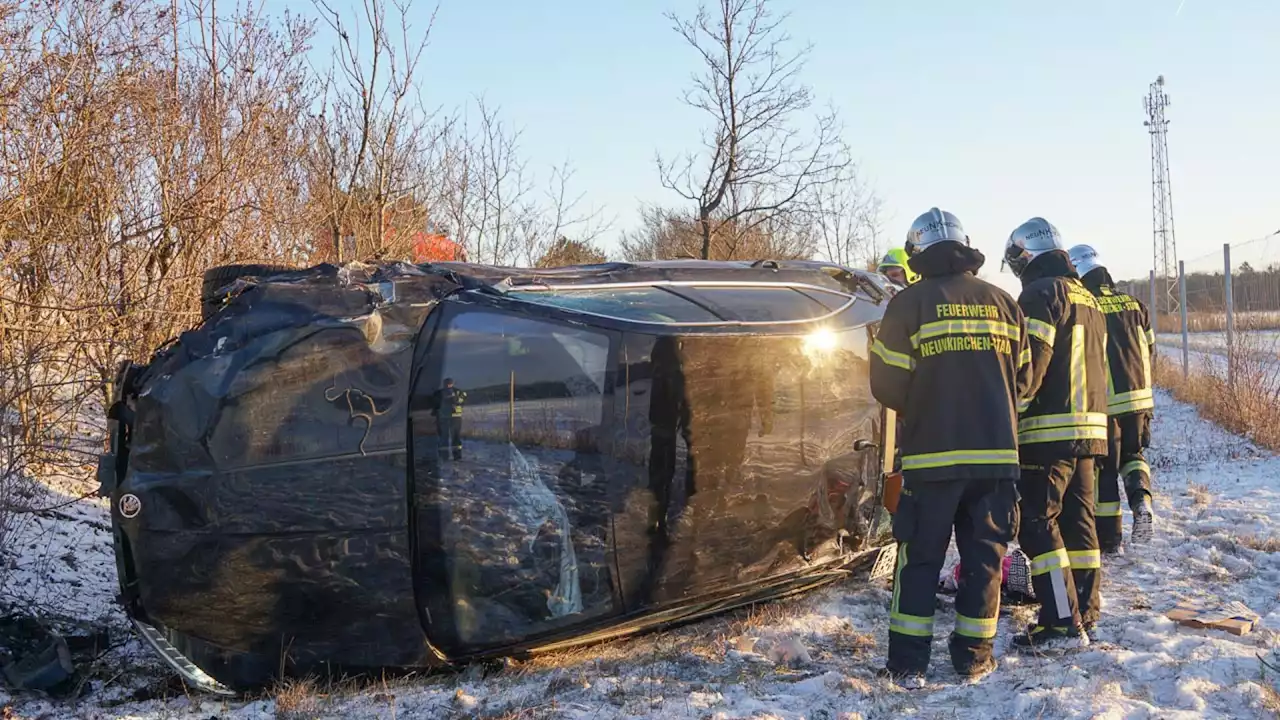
top-left (7, 390), bottom-right (1280, 719)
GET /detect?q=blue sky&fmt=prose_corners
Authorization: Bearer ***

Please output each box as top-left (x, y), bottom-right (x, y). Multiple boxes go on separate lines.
top-left (277, 0), bottom-right (1279, 293)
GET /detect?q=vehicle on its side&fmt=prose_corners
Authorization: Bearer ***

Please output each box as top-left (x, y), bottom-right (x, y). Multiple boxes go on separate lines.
top-left (97, 259), bottom-right (901, 694)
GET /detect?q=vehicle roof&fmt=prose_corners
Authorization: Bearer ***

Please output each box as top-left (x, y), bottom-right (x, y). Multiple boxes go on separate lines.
top-left (427, 259), bottom-right (892, 328)
top-left (199, 259), bottom-right (885, 338)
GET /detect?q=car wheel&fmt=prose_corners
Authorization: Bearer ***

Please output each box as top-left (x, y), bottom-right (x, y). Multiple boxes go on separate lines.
top-left (200, 263), bottom-right (294, 320)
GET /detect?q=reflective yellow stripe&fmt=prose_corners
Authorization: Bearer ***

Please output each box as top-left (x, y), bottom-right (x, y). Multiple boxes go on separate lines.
top-left (913, 319), bottom-right (1021, 346)
top-left (1068, 549), bottom-right (1101, 570)
top-left (1029, 548), bottom-right (1071, 576)
top-left (1028, 319), bottom-right (1056, 345)
top-left (889, 611), bottom-right (935, 638)
top-left (1109, 388), bottom-right (1154, 404)
top-left (1017, 397), bottom-right (1032, 413)
top-left (901, 449), bottom-right (1020, 471)
top-left (1144, 328), bottom-right (1156, 345)
top-left (1070, 324), bottom-right (1086, 413)
top-left (1140, 336), bottom-right (1152, 391)
top-left (1019, 344), bottom-right (1031, 369)
top-left (1119, 460), bottom-right (1151, 477)
top-left (954, 614), bottom-right (999, 640)
top-left (1019, 425), bottom-right (1109, 444)
top-left (1017, 412), bottom-right (1109, 431)
top-left (1096, 501), bottom-right (1122, 517)
top-left (871, 339), bottom-right (915, 371)
top-left (1067, 279), bottom-right (1102, 310)
top-left (891, 542), bottom-right (908, 622)
top-left (1109, 396), bottom-right (1155, 415)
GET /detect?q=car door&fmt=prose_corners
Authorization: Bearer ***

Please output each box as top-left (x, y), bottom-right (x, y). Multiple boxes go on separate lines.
top-left (407, 301), bottom-right (624, 656)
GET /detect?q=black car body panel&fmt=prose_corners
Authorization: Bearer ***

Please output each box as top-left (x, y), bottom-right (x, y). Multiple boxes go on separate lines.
top-left (100, 260), bottom-right (896, 691)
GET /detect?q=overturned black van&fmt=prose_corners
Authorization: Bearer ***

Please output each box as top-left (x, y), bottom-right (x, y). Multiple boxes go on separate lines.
top-left (97, 259), bottom-right (901, 693)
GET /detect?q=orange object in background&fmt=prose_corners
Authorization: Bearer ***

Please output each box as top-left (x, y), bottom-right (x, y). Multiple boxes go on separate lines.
top-left (409, 232), bottom-right (466, 263)
top-left (882, 471), bottom-right (903, 514)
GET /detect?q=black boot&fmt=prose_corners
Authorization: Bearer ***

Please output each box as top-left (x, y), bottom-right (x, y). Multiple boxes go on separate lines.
top-left (1011, 624), bottom-right (1090, 654)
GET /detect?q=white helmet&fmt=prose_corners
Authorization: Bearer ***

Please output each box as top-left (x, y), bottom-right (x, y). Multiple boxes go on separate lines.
top-left (1003, 217), bottom-right (1065, 277)
top-left (905, 208), bottom-right (969, 256)
top-left (1068, 244), bottom-right (1103, 278)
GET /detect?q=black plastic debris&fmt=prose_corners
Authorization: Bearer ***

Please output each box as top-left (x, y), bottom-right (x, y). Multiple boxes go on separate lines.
top-left (0, 612), bottom-right (112, 699)
top-left (2, 634), bottom-right (75, 696)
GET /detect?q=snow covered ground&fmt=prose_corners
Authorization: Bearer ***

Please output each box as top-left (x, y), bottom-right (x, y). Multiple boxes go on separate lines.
top-left (4, 390), bottom-right (1280, 719)
top-left (1156, 329), bottom-right (1280, 367)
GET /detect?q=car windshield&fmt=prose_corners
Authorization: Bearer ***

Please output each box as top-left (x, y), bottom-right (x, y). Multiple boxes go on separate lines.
top-left (507, 283), bottom-right (851, 324)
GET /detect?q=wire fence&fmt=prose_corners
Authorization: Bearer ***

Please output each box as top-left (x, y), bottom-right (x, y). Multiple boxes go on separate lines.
top-left (1117, 231), bottom-right (1280, 385)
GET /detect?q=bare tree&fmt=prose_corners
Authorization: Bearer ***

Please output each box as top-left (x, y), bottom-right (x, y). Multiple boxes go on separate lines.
top-left (657, 0), bottom-right (851, 261)
top-left (526, 160), bottom-right (613, 266)
top-left (432, 98), bottom-right (535, 266)
top-left (810, 165), bottom-right (885, 268)
top-left (618, 204), bottom-right (809, 261)
top-left (308, 0), bottom-right (446, 262)
top-left (0, 0), bottom-right (317, 595)
top-left (433, 100), bottom-right (609, 267)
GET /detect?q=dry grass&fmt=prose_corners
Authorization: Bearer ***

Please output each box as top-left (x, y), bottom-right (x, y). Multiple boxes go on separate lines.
top-left (1259, 678), bottom-right (1280, 718)
top-left (1234, 535), bottom-right (1280, 553)
top-left (1187, 482), bottom-right (1213, 508)
top-left (1155, 333), bottom-right (1280, 451)
top-left (273, 678), bottom-right (326, 720)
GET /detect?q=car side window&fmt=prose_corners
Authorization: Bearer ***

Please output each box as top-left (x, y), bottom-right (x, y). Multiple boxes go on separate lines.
top-left (417, 308), bottom-right (619, 651)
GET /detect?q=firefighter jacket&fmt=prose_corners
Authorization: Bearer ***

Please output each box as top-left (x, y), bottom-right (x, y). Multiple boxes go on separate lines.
top-left (1080, 268), bottom-right (1156, 417)
top-left (1016, 251), bottom-right (1109, 458)
top-left (437, 386), bottom-right (467, 417)
top-left (870, 243), bottom-right (1030, 482)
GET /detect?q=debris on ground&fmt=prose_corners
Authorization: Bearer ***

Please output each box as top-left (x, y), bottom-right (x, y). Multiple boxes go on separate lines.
top-left (1166, 599), bottom-right (1261, 636)
top-left (0, 611), bottom-right (113, 699)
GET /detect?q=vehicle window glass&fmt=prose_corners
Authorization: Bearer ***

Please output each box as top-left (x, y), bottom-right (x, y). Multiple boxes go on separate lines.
top-left (428, 310), bottom-right (615, 648)
top-left (507, 287), bottom-right (719, 323)
top-left (610, 319), bottom-right (879, 603)
top-left (685, 286), bottom-right (832, 321)
top-left (796, 287), bottom-right (851, 311)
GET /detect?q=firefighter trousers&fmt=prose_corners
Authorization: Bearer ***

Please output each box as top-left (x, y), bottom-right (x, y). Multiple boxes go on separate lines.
top-left (1017, 456), bottom-right (1102, 629)
top-left (438, 416), bottom-right (463, 459)
top-left (887, 477), bottom-right (1018, 675)
top-left (1096, 412), bottom-right (1153, 550)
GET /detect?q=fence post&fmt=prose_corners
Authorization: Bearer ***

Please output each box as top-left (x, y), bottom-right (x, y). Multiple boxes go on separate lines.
top-left (1150, 269), bottom-right (1158, 333)
top-left (1224, 243), bottom-right (1234, 388)
top-left (1179, 260), bottom-right (1189, 379)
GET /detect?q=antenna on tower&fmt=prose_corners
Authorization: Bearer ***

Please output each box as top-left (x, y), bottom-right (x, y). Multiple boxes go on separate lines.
top-left (1144, 75), bottom-right (1179, 317)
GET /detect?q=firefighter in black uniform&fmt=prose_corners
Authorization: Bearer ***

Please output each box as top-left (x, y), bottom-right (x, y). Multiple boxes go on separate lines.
top-left (1003, 218), bottom-right (1109, 651)
top-left (870, 207), bottom-right (1030, 684)
top-left (435, 378), bottom-right (467, 460)
top-left (1068, 244), bottom-right (1157, 551)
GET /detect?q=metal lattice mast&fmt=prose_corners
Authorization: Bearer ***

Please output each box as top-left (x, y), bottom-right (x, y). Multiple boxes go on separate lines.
top-left (1144, 75), bottom-right (1179, 315)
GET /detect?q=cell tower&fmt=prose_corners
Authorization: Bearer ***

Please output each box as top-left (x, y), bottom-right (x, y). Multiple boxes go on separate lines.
top-left (1144, 75), bottom-right (1179, 316)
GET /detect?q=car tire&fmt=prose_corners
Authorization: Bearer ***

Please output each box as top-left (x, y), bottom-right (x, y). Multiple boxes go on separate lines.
top-left (200, 264), bottom-right (294, 320)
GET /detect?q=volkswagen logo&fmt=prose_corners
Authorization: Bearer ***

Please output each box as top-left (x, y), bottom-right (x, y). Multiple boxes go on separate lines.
top-left (119, 493), bottom-right (142, 519)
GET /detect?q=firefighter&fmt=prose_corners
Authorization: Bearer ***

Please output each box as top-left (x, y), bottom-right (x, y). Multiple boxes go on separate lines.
top-left (870, 207), bottom-right (1029, 684)
top-left (435, 377), bottom-right (467, 460)
top-left (1068, 244), bottom-right (1157, 552)
top-left (1003, 218), bottom-right (1109, 651)
top-left (877, 247), bottom-right (920, 288)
